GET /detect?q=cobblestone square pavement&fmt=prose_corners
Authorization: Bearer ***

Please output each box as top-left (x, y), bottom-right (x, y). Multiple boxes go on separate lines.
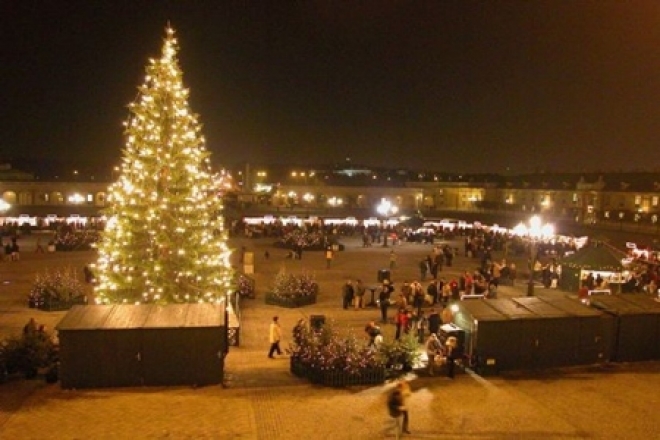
top-left (1, 235), bottom-right (659, 439)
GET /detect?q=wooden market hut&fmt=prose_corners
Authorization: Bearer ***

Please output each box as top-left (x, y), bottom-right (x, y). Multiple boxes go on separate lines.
top-left (558, 243), bottom-right (626, 292)
top-left (452, 297), bottom-right (613, 374)
top-left (56, 303), bottom-right (227, 389)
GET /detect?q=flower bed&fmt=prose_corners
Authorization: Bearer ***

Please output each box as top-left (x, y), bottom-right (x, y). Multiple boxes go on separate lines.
top-left (28, 267), bottom-right (88, 311)
top-left (288, 321), bottom-right (386, 387)
top-left (265, 291), bottom-right (317, 308)
top-left (235, 273), bottom-right (256, 299)
top-left (265, 269), bottom-right (318, 308)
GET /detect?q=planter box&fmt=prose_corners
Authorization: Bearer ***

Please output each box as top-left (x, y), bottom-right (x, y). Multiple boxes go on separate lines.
top-left (37, 296), bottom-right (87, 312)
top-left (309, 367), bottom-right (385, 387)
top-left (265, 292), bottom-right (317, 308)
top-left (236, 274), bottom-right (256, 299)
top-left (290, 357), bottom-right (310, 378)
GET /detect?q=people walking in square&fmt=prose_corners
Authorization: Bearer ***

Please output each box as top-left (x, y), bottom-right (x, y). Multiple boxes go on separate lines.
top-left (268, 316), bottom-right (282, 358)
top-left (419, 259), bottom-right (428, 281)
top-left (389, 250), bottom-right (397, 269)
top-left (325, 247), bottom-right (334, 268)
top-left (387, 380), bottom-right (412, 435)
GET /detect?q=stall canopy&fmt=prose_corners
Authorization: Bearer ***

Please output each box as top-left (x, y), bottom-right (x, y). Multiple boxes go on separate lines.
top-left (559, 243), bottom-right (626, 292)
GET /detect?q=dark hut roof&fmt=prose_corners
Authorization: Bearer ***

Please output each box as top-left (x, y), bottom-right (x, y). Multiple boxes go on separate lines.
top-left (559, 244), bottom-right (625, 271)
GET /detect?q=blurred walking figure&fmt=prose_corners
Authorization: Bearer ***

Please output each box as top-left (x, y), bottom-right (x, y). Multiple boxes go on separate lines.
top-left (387, 380), bottom-right (412, 436)
top-left (325, 247), bottom-right (334, 268)
top-left (268, 316), bottom-right (282, 358)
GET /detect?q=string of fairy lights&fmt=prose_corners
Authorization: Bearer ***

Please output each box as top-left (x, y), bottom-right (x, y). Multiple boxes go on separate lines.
top-left (93, 27), bottom-right (234, 305)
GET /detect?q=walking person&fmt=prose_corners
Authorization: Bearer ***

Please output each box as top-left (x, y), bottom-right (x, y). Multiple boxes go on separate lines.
top-left (387, 380), bottom-right (412, 435)
top-left (268, 316), bottom-right (282, 358)
top-left (325, 247), bottom-right (334, 268)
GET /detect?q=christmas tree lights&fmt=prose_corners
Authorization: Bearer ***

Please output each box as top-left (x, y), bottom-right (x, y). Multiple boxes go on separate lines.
top-left (94, 26), bottom-right (233, 304)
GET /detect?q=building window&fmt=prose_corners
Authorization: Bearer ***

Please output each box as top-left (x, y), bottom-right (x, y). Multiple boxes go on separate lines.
top-left (635, 195), bottom-right (641, 206)
top-left (653, 196), bottom-right (658, 207)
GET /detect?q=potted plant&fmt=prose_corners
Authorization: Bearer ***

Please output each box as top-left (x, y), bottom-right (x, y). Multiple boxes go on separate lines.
top-left (265, 268), bottom-right (318, 308)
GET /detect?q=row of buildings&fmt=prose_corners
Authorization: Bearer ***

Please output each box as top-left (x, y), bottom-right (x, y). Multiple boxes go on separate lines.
top-left (2, 162), bottom-right (660, 229)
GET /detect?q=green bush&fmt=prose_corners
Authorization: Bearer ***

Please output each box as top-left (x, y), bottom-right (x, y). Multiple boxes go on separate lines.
top-left (1, 333), bottom-right (58, 379)
top-left (377, 333), bottom-right (422, 374)
top-left (28, 266), bottom-right (87, 309)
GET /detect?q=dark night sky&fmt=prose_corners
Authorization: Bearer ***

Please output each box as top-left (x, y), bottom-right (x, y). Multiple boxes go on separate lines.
top-left (3, 1), bottom-right (660, 174)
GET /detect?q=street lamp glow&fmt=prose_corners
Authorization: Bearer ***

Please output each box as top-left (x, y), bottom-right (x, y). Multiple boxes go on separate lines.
top-left (0, 199), bottom-right (10, 212)
top-left (377, 198), bottom-right (398, 217)
top-left (513, 216), bottom-right (554, 240)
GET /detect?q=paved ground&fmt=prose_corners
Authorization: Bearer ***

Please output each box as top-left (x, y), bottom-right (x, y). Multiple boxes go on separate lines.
top-left (1, 234), bottom-right (659, 439)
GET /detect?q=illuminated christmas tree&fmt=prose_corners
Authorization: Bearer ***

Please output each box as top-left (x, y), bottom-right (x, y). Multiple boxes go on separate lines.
top-left (94, 27), bottom-right (233, 304)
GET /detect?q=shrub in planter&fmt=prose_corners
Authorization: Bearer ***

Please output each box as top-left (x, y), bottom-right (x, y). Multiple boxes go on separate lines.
top-left (235, 273), bottom-right (256, 299)
top-left (378, 334), bottom-right (422, 376)
top-left (1, 333), bottom-right (58, 379)
top-left (28, 266), bottom-right (87, 311)
top-left (265, 268), bottom-right (318, 308)
top-left (288, 321), bottom-right (385, 386)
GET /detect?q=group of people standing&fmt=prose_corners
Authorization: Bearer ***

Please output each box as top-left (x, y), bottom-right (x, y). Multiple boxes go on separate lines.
top-left (341, 278), bottom-right (367, 309)
top-left (1, 236), bottom-right (20, 261)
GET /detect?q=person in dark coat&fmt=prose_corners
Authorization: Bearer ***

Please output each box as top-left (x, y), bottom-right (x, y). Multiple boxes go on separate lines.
top-left (378, 281), bottom-right (392, 323)
top-left (427, 308), bottom-right (441, 336)
top-left (342, 280), bottom-right (354, 309)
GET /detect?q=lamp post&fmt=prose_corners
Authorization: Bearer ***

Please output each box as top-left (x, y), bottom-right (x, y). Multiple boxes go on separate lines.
top-left (513, 215), bottom-right (554, 297)
top-left (377, 198), bottom-right (398, 247)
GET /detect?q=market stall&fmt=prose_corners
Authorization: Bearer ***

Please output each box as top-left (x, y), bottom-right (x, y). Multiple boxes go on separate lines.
top-left (558, 243), bottom-right (627, 292)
